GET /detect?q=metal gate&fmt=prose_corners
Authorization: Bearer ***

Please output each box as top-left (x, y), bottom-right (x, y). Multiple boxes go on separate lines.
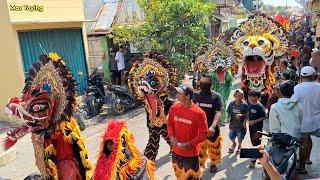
top-left (18, 28), bottom-right (88, 95)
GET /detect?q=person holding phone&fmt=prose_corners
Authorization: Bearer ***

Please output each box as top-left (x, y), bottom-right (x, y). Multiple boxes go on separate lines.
top-left (257, 145), bottom-right (282, 180)
top-left (227, 89), bottom-right (248, 154)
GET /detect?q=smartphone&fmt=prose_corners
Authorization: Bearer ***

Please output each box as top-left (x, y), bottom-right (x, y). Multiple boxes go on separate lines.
top-left (239, 148), bottom-right (263, 159)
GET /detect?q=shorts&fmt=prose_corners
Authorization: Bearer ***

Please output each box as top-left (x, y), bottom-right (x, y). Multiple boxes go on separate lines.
top-left (228, 129), bottom-right (246, 143)
top-left (300, 128), bottom-right (320, 139)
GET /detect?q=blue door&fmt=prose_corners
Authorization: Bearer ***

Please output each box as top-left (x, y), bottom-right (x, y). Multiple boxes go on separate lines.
top-left (18, 28), bottom-right (88, 95)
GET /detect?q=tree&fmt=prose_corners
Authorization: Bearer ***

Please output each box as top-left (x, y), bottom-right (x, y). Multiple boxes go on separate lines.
top-left (110, 0), bottom-right (215, 80)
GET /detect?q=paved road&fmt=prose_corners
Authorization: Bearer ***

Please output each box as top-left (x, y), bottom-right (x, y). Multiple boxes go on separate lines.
top-left (0, 84), bottom-right (319, 179)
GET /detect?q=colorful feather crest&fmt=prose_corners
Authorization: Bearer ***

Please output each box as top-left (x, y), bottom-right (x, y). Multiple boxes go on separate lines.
top-left (3, 53), bottom-right (92, 179)
top-left (93, 120), bottom-right (155, 180)
top-left (195, 35), bottom-right (240, 77)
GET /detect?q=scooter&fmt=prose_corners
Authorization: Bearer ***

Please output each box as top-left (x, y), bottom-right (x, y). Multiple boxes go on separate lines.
top-left (106, 83), bottom-right (142, 115)
top-left (259, 131), bottom-right (301, 180)
top-left (82, 73), bottom-right (107, 118)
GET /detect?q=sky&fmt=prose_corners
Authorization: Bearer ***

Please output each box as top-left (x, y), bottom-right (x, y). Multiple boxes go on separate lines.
top-left (261, 0), bottom-right (301, 7)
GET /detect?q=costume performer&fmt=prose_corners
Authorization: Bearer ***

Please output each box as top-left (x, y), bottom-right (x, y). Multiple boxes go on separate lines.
top-left (194, 36), bottom-right (239, 124)
top-left (93, 120), bottom-right (155, 180)
top-left (128, 52), bottom-right (178, 161)
top-left (3, 53), bottom-right (93, 179)
top-left (230, 13), bottom-right (289, 104)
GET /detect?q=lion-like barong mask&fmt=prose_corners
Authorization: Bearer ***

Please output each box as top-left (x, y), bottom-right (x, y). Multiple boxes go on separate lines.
top-left (195, 36), bottom-right (240, 84)
top-left (5, 53), bottom-right (76, 139)
top-left (128, 52), bottom-right (177, 127)
top-left (230, 14), bottom-right (289, 91)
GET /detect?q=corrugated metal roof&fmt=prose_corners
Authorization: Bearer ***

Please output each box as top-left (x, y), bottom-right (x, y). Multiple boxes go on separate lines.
top-left (114, 0), bottom-right (144, 25)
top-left (83, 0), bottom-right (104, 33)
top-left (92, 0), bottom-right (119, 33)
top-left (90, 0), bottom-right (144, 34)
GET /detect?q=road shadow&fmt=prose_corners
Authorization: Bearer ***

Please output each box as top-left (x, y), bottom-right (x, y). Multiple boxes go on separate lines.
top-left (155, 154), bottom-right (171, 169)
top-left (202, 153), bottom-right (238, 179)
top-left (220, 159), bottom-right (255, 180)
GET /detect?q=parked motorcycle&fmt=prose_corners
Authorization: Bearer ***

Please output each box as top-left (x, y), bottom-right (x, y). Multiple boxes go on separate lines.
top-left (81, 71), bottom-right (107, 118)
top-left (259, 131), bottom-right (301, 180)
top-left (106, 83), bottom-right (142, 115)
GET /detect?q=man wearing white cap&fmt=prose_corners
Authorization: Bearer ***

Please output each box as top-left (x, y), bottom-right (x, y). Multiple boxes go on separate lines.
top-left (292, 66), bottom-right (320, 174)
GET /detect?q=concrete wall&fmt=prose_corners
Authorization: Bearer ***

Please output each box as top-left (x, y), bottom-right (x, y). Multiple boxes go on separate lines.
top-left (7, 0), bottom-right (84, 22)
top-left (0, 0), bottom-right (25, 121)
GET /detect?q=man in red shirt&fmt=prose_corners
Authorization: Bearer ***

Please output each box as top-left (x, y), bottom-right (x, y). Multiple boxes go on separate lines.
top-left (290, 45), bottom-right (300, 66)
top-left (168, 83), bottom-right (208, 180)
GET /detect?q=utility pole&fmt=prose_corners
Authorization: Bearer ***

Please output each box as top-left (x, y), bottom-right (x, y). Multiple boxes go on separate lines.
top-left (256, 0), bottom-right (259, 12)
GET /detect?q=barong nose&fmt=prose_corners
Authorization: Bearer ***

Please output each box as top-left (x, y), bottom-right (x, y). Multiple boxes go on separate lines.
top-left (249, 43), bottom-right (257, 49)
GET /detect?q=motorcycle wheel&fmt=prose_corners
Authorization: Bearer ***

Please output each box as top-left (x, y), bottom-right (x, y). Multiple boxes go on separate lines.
top-left (112, 98), bottom-right (126, 115)
top-left (75, 114), bottom-right (86, 131)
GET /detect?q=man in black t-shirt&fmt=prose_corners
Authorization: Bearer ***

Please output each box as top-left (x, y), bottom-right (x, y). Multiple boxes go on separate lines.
top-left (193, 73), bottom-right (223, 173)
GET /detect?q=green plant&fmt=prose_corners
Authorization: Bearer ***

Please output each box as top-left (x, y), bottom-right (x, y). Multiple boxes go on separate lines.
top-left (111, 0), bottom-right (215, 79)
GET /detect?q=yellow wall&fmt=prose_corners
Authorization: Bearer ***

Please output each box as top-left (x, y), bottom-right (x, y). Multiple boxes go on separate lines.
top-left (0, 0), bottom-right (25, 121)
top-left (0, 0), bottom-right (89, 122)
top-left (7, 0), bottom-right (84, 23)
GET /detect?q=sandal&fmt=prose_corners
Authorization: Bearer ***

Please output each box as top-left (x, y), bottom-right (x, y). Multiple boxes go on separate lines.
top-left (236, 149), bottom-right (240, 154)
top-left (306, 160), bottom-right (313, 165)
top-left (228, 145), bottom-right (236, 153)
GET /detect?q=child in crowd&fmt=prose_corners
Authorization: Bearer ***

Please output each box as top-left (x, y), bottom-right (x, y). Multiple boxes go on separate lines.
top-left (227, 89), bottom-right (248, 154)
top-left (247, 90), bottom-right (267, 168)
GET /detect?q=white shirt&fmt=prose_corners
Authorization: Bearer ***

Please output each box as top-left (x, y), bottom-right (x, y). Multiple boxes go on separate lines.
top-left (115, 51), bottom-right (125, 71)
top-left (292, 82), bottom-right (320, 132)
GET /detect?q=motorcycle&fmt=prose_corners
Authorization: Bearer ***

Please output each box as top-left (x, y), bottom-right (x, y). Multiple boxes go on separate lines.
top-left (259, 131), bottom-right (301, 180)
top-left (82, 72), bottom-right (107, 118)
top-left (106, 83), bottom-right (142, 115)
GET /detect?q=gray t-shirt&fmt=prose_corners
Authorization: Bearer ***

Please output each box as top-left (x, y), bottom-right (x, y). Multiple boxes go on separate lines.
top-left (227, 101), bottom-right (248, 130)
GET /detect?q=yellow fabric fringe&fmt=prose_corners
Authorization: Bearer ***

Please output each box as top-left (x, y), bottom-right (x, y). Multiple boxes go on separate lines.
top-left (46, 159), bottom-right (58, 180)
top-left (53, 117), bottom-right (93, 180)
top-left (44, 144), bottom-right (56, 157)
top-left (109, 128), bottom-right (126, 180)
top-left (146, 160), bottom-right (156, 180)
top-left (97, 127), bottom-right (156, 180)
top-left (199, 136), bottom-right (223, 167)
top-left (172, 163), bottom-right (201, 180)
top-left (48, 52), bottom-right (66, 65)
